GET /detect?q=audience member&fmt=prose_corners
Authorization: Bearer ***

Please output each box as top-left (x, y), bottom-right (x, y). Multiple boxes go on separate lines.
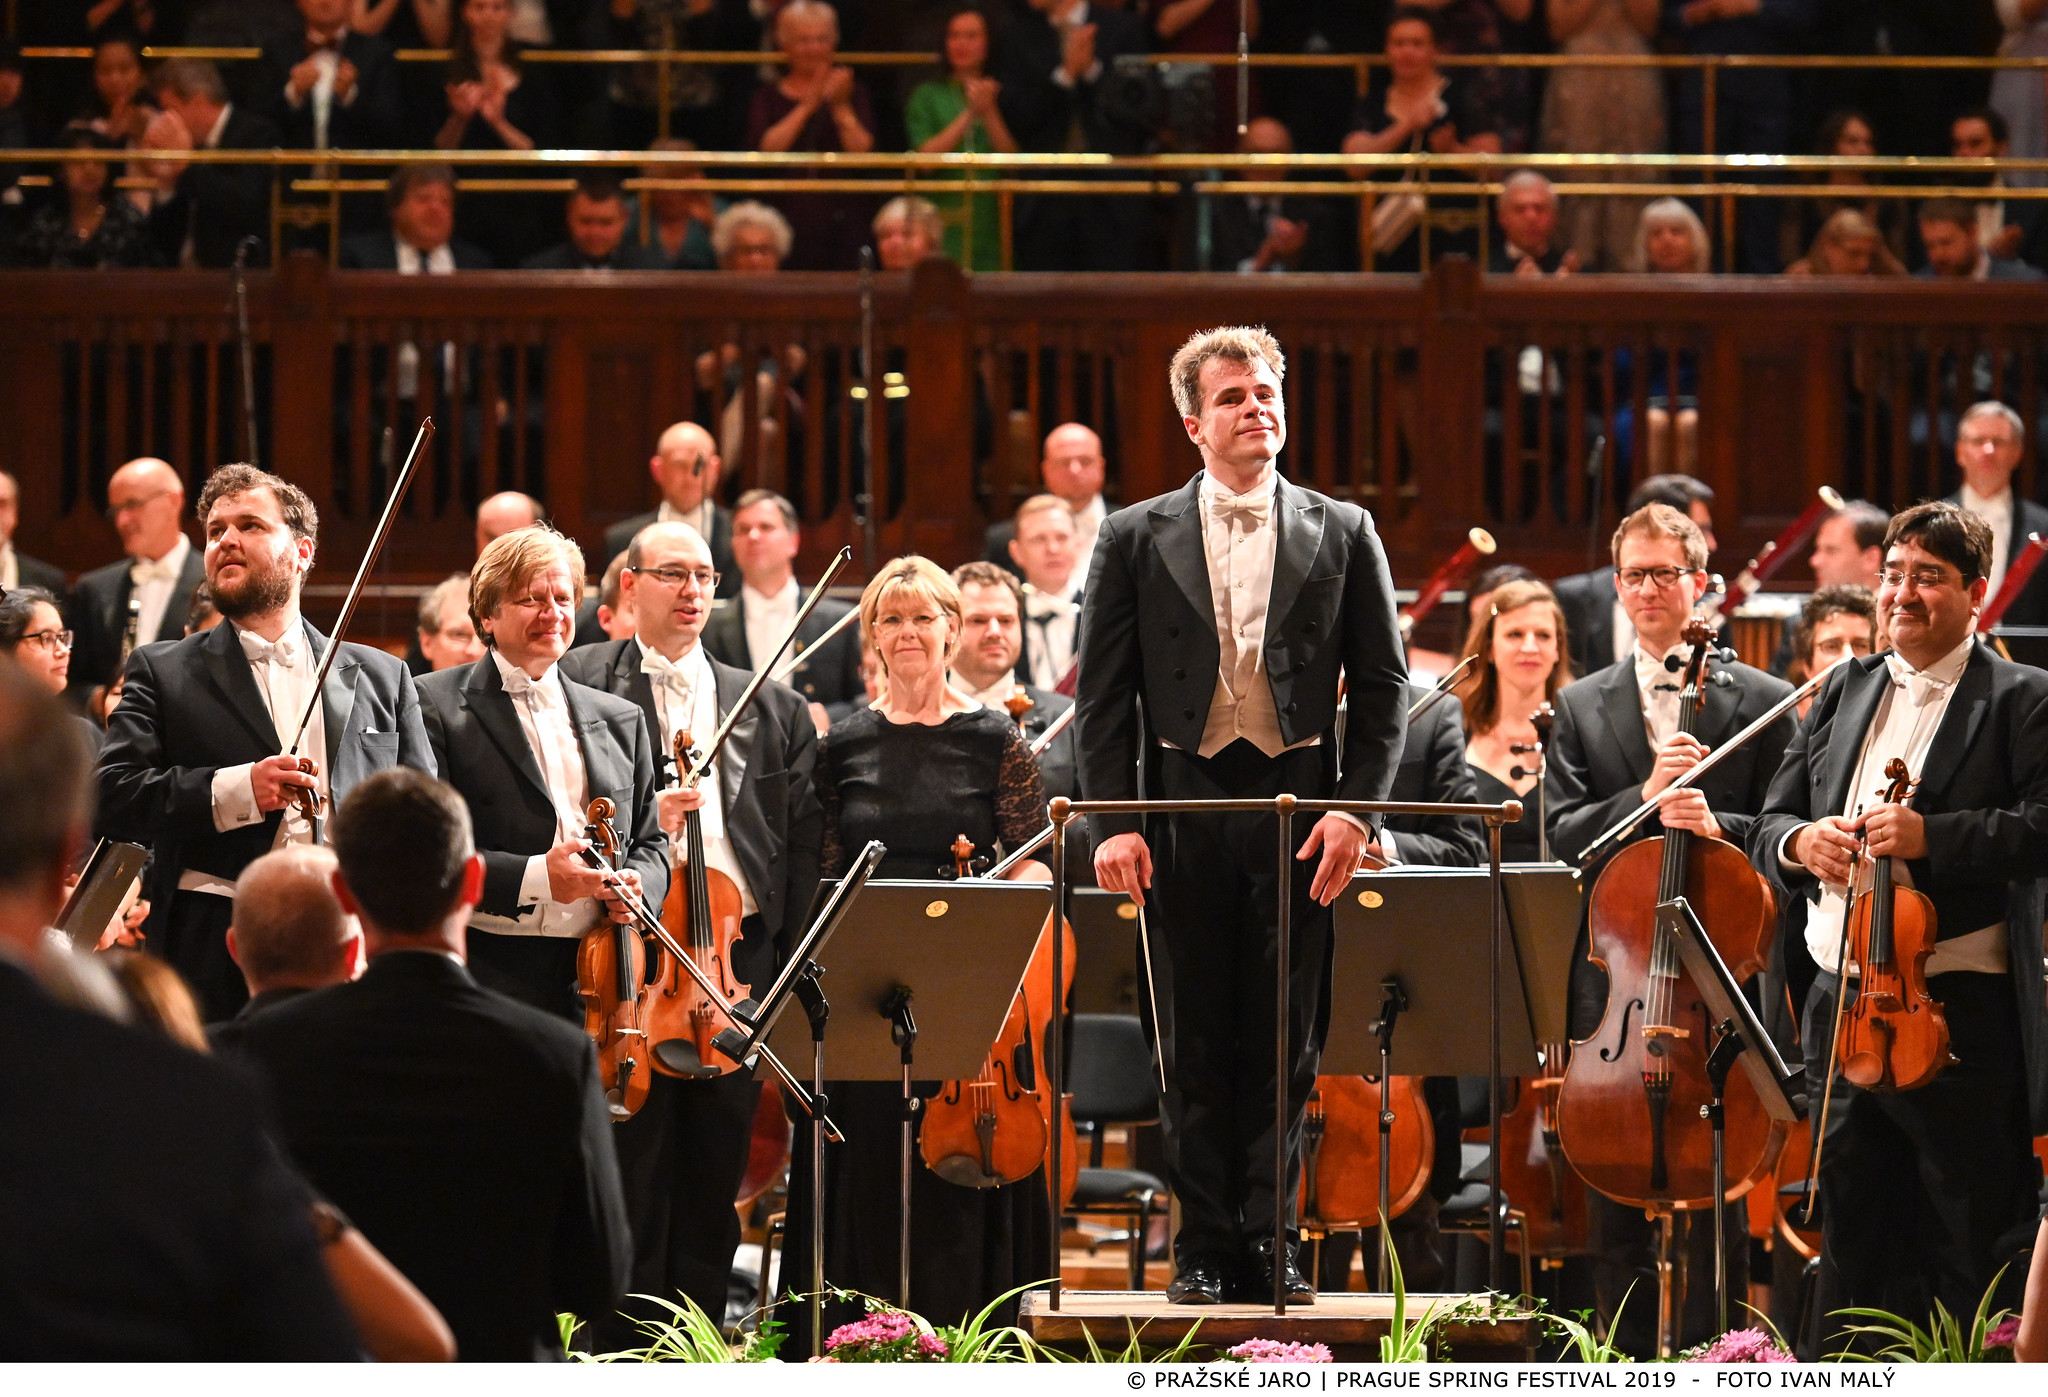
top-left (353, 0), bottom-right (455, 43)
top-left (1786, 583), bottom-right (1876, 702)
top-left (904, 4), bottom-right (1017, 270)
top-left (523, 175), bottom-right (664, 270)
top-left (701, 488), bottom-right (864, 729)
top-left (0, 661), bottom-right (361, 1360)
top-left (587, 0), bottom-right (759, 152)
top-left (417, 573), bottom-right (485, 672)
top-left (1992, 0), bottom-right (2048, 186)
top-left (239, 768), bottom-right (633, 1361)
top-left (69, 457), bottom-right (203, 709)
top-left (873, 194), bottom-right (945, 270)
top-left (140, 58), bottom-right (281, 268)
top-left (1947, 399), bottom-right (2048, 623)
top-left (252, 0), bottom-right (402, 153)
top-left (634, 137), bottom-right (721, 270)
top-left (433, 0), bottom-right (562, 269)
top-left (1780, 109), bottom-right (1908, 268)
top-left (1915, 196), bottom-right (2044, 280)
top-left (985, 420), bottom-right (1108, 572)
top-left (77, 32), bottom-right (158, 157)
top-left (1552, 472), bottom-right (1718, 675)
top-left (1785, 207), bottom-right (1906, 276)
top-left (748, 0), bottom-right (876, 271)
top-left (1153, 0), bottom-right (1257, 153)
top-left (339, 163), bottom-right (491, 269)
top-left (1633, 195), bottom-right (1711, 273)
top-left (18, 127), bottom-right (157, 268)
top-left (0, 469), bottom-right (67, 596)
top-left (604, 421), bottom-right (737, 598)
top-left (999, 0), bottom-right (1153, 272)
top-left (103, 949), bottom-right (211, 1050)
top-left (1488, 169), bottom-right (1577, 275)
top-left (210, 845), bottom-right (359, 1052)
top-left (1951, 106), bottom-right (2048, 270)
top-left (711, 198), bottom-right (792, 271)
top-left (1206, 115), bottom-right (1341, 274)
top-left (1541, 0), bottom-right (1662, 272)
top-left (1009, 494), bottom-right (1082, 690)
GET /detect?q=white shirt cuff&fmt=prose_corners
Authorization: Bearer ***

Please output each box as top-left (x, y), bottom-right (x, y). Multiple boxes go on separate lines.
top-left (519, 854), bottom-right (552, 907)
top-left (211, 763), bottom-right (264, 832)
top-left (1376, 825), bottom-right (1400, 864)
top-left (1776, 826), bottom-right (1805, 871)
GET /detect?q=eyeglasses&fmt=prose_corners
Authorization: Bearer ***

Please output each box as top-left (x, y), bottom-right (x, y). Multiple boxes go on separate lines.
top-left (630, 566), bottom-right (721, 593)
top-left (106, 490), bottom-right (174, 520)
top-left (18, 628), bottom-right (74, 654)
top-left (1879, 566), bottom-right (1961, 592)
top-left (873, 613), bottom-right (946, 635)
top-left (1615, 566), bottom-right (1697, 591)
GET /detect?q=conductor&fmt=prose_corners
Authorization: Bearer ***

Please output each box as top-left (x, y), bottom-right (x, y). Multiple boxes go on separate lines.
top-left (1075, 326), bottom-right (1409, 1304)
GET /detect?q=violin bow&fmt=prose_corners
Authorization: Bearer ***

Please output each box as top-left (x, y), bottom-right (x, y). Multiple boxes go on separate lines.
top-left (769, 598), bottom-right (860, 684)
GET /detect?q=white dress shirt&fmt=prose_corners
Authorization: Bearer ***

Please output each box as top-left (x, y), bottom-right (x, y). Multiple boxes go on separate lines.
top-left (1632, 641), bottom-right (1688, 749)
top-left (1779, 637), bottom-right (2006, 977)
top-left (130, 533), bottom-right (192, 649)
top-left (640, 640), bottom-right (758, 917)
top-left (1609, 593), bottom-right (1638, 667)
top-left (1023, 578), bottom-right (1079, 691)
top-left (741, 577), bottom-right (798, 673)
top-left (284, 29), bottom-right (358, 149)
top-left (1072, 493), bottom-right (1106, 550)
top-left (954, 667), bottom-right (1019, 711)
top-left (1960, 482), bottom-right (2015, 603)
top-left (471, 650), bottom-right (602, 937)
top-left (659, 498), bottom-right (716, 542)
top-left (1193, 472), bottom-right (1300, 760)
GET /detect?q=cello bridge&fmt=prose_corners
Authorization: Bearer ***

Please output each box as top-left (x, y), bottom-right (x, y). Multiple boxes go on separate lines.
top-left (1641, 1025), bottom-right (1690, 1042)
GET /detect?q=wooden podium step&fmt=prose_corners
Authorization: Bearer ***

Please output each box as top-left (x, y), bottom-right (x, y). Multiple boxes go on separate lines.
top-left (1020, 1289), bottom-right (1541, 1362)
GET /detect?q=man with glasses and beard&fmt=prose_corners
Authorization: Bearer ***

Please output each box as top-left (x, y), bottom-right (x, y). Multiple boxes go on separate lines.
top-left (97, 463), bottom-right (436, 1020)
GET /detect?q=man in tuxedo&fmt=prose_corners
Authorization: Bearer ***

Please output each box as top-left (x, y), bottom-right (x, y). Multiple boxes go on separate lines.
top-left (339, 165), bottom-right (492, 271)
top-left (984, 421), bottom-right (1109, 576)
top-left (1945, 400), bottom-right (2048, 626)
top-left (524, 177), bottom-right (666, 272)
top-left (1011, 496), bottom-right (1084, 692)
top-left (0, 656), bottom-right (360, 1360)
top-left (414, 525), bottom-right (667, 1021)
top-left (560, 518), bottom-right (823, 1339)
top-left (0, 470), bottom-right (67, 599)
top-left (1204, 117), bottom-right (1342, 275)
top-left (142, 59), bottom-right (281, 268)
top-left (250, 0), bottom-right (401, 155)
top-left (605, 420), bottom-right (738, 598)
top-left (97, 463), bottom-right (435, 1019)
top-left (240, 768), bottom-right (632, 1361)
top-left (69, 458), bottom-right (204, 708)
top-left (1749, 501), bottom-right (2048, 1356)
top-left (1078, 326), bottom-right (1408, 1303)
top-left (209, 845), bottom-right (360, 1054)
top-left (1544, 501), bottom-right (1794, 1355)
top-left (1552, 474), bottom-right (1720, 678)
top-left (700, 489), bottom-right (862, 731)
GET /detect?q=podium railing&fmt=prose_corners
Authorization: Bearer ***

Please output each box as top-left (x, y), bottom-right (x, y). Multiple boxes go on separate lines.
top-left (1043, 793), bottom-right (1523, 1316)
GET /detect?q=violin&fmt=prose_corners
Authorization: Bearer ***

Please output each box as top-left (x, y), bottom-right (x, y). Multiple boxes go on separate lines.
top-left (1833, 758), bottom-right (1950, 1093)
top-left (1298, 1075), bottom-right (1434, 1242)
top-left (647, 727), bottom-right (751, 1078)
top-left (1493, 1042), bottom-right (1589, 1263)
top-left (1556, 619), bottom-right (1786, 1211)
top-left (576, 796), bottom-right (652, 1120)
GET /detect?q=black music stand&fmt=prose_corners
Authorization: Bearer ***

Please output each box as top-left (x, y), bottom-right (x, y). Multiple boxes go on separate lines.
top-left (1068, 889), bottom-right (1141, 1015)
top-left (1658, 895), bottom-right (1808, 1336)
top-left (762, 878), bottom-right (1051, 1322)
top-left (54, 840), bottom-right (148, 951)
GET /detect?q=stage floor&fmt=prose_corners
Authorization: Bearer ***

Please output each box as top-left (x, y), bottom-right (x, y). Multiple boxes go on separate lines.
top-left (1020, 1289), bottom-right (1542, 1361)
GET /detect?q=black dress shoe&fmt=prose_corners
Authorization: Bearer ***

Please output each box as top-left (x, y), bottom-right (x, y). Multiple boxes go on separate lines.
top-left (1246, 1239), bottom-right (1316, 1304)
top-left (1166, 1254), bottom-right (1229, 1304)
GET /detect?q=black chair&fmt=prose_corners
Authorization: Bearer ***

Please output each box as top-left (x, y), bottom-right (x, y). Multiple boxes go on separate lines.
top-left (1436, 1077), bottom-right (1534, 1296)
top-left (1064, 1012), bottom-right (1166, 1290)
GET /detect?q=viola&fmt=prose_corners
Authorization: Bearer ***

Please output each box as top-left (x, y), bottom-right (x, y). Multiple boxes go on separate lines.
top-left (1298, 1074), bottom-right (1434, 1238)
top-left (1833, 758), bottom-right (1950, 1093)
top-left (1493, 1042), bottom-right (1589, 1263)
top-left (647, 727), bottom-right (751, 1078)
top-left (576, 796), bottom-right (652, 1120)
top-left (1556, 619), bottom-right (1786, 1211)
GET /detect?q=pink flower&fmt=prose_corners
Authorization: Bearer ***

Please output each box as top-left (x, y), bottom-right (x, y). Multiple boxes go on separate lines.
top-left (915, 1333), bottom-right (951, 1357)
top-left (1226, 1339), bottom-right (1335, 1363)
top-left (1683, 1329), bottom-right (1796, 1363)
top-left (1985, 1317), bottom-right (2021, 1350)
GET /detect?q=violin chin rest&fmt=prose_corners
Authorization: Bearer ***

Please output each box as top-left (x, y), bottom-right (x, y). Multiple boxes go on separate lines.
top-left (654, 1040), bottom-right (724, 1078)
top-left (929, 1156), bottom-right (1007, 1190)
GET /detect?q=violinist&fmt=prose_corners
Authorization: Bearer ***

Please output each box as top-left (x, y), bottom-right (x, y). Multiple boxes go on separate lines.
top-left (1544, 503), bottom-right (1794, 1353)
top-left (97, 464), bottom-right (435, 1020)
top-left (557, 520), bottom-right (824, 1339)
top-left (1455, 577), bottom-right (1574, 865)
top-left (414, 525), bottom-right (667, 1021)
top-left (1749, 502), bottom-right (2048, 1355)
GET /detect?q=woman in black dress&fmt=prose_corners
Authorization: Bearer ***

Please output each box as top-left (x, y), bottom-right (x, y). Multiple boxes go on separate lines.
top-left (430, 0), bottom-right (561, 268)
top-left (1453, 578), bottom-right (1572, 863)
top-left (780, 555), bottom-right (1052, 1347)
top-left (17, 127), bottom-right (157, 269)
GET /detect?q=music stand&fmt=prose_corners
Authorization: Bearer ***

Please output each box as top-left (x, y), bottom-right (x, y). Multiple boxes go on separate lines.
top-left (54, 840), bottom-right (148, 951)
top-left (1658, 895), bottom-right (1808, 1336)
top-left (1498, 864), bottom-right (1585, 1048)
top-left (763, 877), bottom-right (1051, 1321)
top-left (1068, 889), bottom-right (1141, 1015)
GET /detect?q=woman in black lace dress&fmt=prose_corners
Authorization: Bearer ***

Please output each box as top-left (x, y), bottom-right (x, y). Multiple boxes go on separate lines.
top-left (17, 128), bottom-right (156, 269)
top-left (1453, 577), bottom-right (1572, 863)
top-left (780, 555), bottom-right (1052, 1347)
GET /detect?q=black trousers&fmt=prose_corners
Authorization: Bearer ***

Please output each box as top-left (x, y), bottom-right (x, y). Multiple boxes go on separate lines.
top-left (1149, 740), bottom-right (1334, 1264)
top-left (1799, 969), bottom-right (2037, 1357)
top-left (467, 930), bottom-right (584, 1023)
top-left (158, 889), bottom-right (243, 1023)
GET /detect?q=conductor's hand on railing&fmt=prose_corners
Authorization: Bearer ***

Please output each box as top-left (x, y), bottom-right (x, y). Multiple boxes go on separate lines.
top-left (1298, 814), bottom-right (1371, 907)
top-left (251, 754), bottom-right (322, 814)
top-left (1094, 831), bottom-right (1153, 907)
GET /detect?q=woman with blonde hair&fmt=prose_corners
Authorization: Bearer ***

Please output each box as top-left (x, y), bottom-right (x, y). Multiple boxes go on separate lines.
top-left (1786, 208), bottom-right (1906, 277)
top-left (1455, 577), bottom-right (1574, 862)
top-left (782, 554), bottom-right (1052, 1349)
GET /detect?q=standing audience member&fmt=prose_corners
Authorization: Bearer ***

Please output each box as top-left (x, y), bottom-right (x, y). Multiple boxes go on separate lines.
top-left (711, 198), bottom-right (792, 271)
top-left (432, 0), bottom-right (562, 269)
top-left (634, 138), bottom-right (722, 271)
top-left (904, 5), bottom-right (1017, 271)
top-left (1916, 197), bottom-right (2045, 281)
top-left (1947, 399), bottom-right (2048, 624)
top-left (523, 176), bottom-right (663, 270)
top-left (0, 661), bottom-right (362, 1361)
top-left (587, 0), bottom-right (758, 151)
top-left (78, 33), bottom-right (158, 154)
top-left (605, 421), bottom-right (737, 594)
top-left (251, 0), bottom-right (402, 154)
top-left (1154, 0), bottom-right (1257, 153)
top-left (0, 469), bottom-right (67, 596)
top-left (1992, 0), bottom-right (2048, 186)
top-left (1205, 116), bottom-right (1340, 275)
top-left (984, 421), bottom-right (1109, 572)
top-left (69, 457), bottom-right (204, 709)
top-left (873, 196), bottom-right (946, 271)
top-left (209, 845), bottom-right (360, 1053)
top-left (1488, 170), bottom-right (1576, 275)
top-left (1542, 0), bottom-right (1662, 272)
top-left (140, 59), bottom-right (281, 268)
top-left (747, 0), bottom-right (876, 271)
top-left (239, 768), bottom-right (633, 1361)
top-left (339, 163), bottom-right (491, 269)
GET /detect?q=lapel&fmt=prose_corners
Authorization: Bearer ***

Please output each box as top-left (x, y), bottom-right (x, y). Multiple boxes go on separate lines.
top-left (1596, 658), bottom-right (1657, 783)
top-left (1151, 475), bottom-right (1212, 625)
top-left (562, 677), bottom-right (623, 801)
top-left (304, 623), bottom-right (361, 774)
top-left (1266, 476), bottom-right (1326, 629)
top-left (1915, 642), bottom-right (1996, 808)
top-left (712, 658), bottom-right (755, 821)
top-left (200, 620), bottom-right (283, 752)
top-left (1821, 657), bottom-right (1890, 818)
top-left (463, 657), bottom-right (551, 803)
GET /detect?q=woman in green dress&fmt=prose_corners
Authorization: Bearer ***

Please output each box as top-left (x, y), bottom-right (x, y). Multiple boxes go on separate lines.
top-left (903, 6), bottom-right (1017, 271)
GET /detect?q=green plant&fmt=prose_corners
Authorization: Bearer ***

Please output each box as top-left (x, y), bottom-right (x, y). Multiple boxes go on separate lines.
top-left (934, 1280), bottom-right (1045, 1363)
top-left (555, 1294), bottom-right (783, 1362)
top-left (1038, 1316), bottom-right (1207, 1363)
top-left (1543, 1286), bottom-right (1636, 1363)
top-left (1830, 1266), bottom-right (2015, 1364)
top-left (1378, 1223), bottom-right (1445, 1362)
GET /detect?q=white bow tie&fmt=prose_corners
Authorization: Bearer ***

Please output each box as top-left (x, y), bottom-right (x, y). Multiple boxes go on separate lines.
top-left (1209, 487), bottom-right (1271, 528)
top-left (1025, 590), bottom-right (1075, 622)
top-left (1885, 652), bottom-right (1954, 708)
top-left (132, 555), bottom-right (179, 584)
top-left (239, 629), bottom-right (302, 669)
top-left (501, 666), bottom-right (557, 701)
top-left (641, 649), bottom-right (696, 695)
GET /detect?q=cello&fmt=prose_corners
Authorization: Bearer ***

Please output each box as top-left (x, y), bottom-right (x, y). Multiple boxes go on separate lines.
top-left (1555, 619), bottom-right (1786, 1347)
top-left (1493, 1042), bottom-right (1589, 1266)
top-left (647, 727), bottom-right (750, 1077)
top-left (1298, 1074), bottom-right (1434, 1288)
top-left (578, 797), bottom-right (653, 1120)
